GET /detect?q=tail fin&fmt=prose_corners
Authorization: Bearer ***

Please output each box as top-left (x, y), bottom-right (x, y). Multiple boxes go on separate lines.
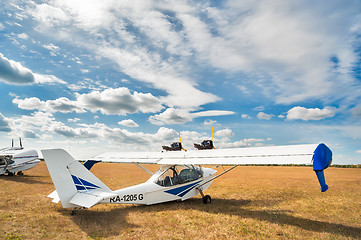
top-left (42, 149), bottom-right (113, 208)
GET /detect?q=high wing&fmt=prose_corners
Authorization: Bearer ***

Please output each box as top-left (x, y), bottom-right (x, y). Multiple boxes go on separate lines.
top-left (91, 143), bottom-right (333, 192)
top-left (91, 151), bottom-right (164, 164)
top-left (91, 144), bottom-right (318, 165)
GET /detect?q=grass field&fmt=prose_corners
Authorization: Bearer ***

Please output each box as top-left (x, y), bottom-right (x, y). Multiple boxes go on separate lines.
top-left (1, 162), bottom-right (360, 239)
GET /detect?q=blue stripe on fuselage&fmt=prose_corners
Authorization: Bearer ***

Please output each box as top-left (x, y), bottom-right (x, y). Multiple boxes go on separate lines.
top-left (164, 180), bottom-right (202, 197)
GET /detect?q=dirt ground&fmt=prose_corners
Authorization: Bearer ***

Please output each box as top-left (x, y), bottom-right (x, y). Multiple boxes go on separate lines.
top-left (1, 162), bottom-right (360, 239)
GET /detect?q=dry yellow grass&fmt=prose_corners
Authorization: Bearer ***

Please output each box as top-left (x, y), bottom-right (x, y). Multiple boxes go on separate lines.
top-left (1, 162), bottom-right (360, 239)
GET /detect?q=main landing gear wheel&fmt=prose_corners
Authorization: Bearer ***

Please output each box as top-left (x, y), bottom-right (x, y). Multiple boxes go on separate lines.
top-left (7, 172), bottom-right (14, 176)
top-left (17, 171), bottom-right (24, 176)
top-left (202, 195), bottom-right (212, 204)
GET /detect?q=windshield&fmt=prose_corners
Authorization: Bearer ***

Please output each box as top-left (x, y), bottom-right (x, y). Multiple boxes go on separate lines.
top-left (155, 165), bottom-right (202, 187)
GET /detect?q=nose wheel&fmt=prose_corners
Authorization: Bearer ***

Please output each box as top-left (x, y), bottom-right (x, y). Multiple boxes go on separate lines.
top-left (197, 187), bottom-right (212, 204)
top-left (202, 195), bottom-right (212, 204)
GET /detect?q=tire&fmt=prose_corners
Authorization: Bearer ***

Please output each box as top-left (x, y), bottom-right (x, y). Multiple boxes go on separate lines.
top-left (202, 195), bottom-right (211, 204)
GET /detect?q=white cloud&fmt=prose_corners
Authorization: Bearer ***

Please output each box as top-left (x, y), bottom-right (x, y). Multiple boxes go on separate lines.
top-left (0, 52), bottom-right (35, 84)
top-left (68, 118), bottom-right (81, 123)
top-left (31, 3), bottom-right (70, 28)
top-left (241, 114), bottom-right (252, 119)
top-left (17, 33), bottom-right (29, 40)
top-left (43, 43), bottom-right (60, 51)
top-left (118, 119), bottom-right (139, 128)
top-left (254, 106), bottom-right (265, 111)
top-left (0, 113), bottom-right (11, 132)
top-left (26, 1), bottom-right (219, 110)
top-left (204, 119), bottom-right (217, 126)
top-left (13, 87), bottom-right (164, 115)
top-left (25, 0), bottom-right (361, 110)
top-left (43, 43), bottom-right (60, 56)
top-left (23, 129), bottom-right (40, 139)
top-left (149, 108), bottom-right (192, 125)
top-left (257, 112), bottom-right (272, 120)
top-left (192, 110), bottom-right (235, 118)
top-left (0, 53), bottom-right (65, 85)
top-left (215, 128), bottom-right (234, 138)
top-left (33, 73), bottom-right (66, 84)
top-left (149, 108), bottom-right (235, 125)
top-left (286, 106), bottom-right (336, 121)
top-left (216, 138), bottom-right (269, 148)
top-left (238, 85), bottom-right (250, 95)
top-left (12, 97), bottom-right (85, 113)
top-left (77, 87), bottom-right (164, 115)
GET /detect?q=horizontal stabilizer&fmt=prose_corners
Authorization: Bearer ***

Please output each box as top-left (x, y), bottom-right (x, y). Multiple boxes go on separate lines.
top-left (69, 190), bottom-right (117, 208)
top-left (47, 190), bottom-right (60, 203)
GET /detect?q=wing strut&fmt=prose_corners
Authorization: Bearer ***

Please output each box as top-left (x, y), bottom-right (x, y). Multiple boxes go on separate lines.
top-left (134, 162), bottom-right (154, 175)
top-left (199, 165), bottom-right (238, 188)
top-left (3, 155), bottom-right (12, 172)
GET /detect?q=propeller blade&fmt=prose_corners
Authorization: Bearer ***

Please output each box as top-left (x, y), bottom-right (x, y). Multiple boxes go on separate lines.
top-left (179, 131), bottom-right (187, 151)
top-left (211, 127), bottom-right (216, 149)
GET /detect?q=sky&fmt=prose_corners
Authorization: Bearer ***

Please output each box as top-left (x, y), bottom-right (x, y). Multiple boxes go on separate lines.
top-left (0, 0), bottom-right (361, 164)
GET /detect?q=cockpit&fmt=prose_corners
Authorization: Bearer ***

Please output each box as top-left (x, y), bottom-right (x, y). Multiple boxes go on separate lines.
top-left (155, 165), bottom-right (203, 187)
top-left (0, 155), bottom-right (13, 166)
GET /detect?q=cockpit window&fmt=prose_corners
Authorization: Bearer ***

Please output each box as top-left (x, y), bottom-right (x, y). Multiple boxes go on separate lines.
top-left (0, 156), bottom-right (13, 166)
top-left (156, 165), bottom-right (202, 187)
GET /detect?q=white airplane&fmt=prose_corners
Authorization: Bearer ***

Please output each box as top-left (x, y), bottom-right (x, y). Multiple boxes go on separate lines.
top-left (42, 143), bottom-right (332, 214)
top-left (0, 139), bottom-right (39, 176)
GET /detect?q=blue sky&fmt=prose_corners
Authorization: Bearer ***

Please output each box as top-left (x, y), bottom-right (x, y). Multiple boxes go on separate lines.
top-left (1, 0), bottom-right (361, 163)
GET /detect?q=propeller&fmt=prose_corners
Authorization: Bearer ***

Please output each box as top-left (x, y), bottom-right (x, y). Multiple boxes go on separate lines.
top-left (179, 131), bottom-right (187, 151)
top-left (211, 127), bottom-right (216, 149)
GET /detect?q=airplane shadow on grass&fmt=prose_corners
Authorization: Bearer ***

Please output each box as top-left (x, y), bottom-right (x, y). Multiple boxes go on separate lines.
top-left (0, 175), bottom-right (51, 185)
top-left (65, 198), bottom-right (361, 239)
